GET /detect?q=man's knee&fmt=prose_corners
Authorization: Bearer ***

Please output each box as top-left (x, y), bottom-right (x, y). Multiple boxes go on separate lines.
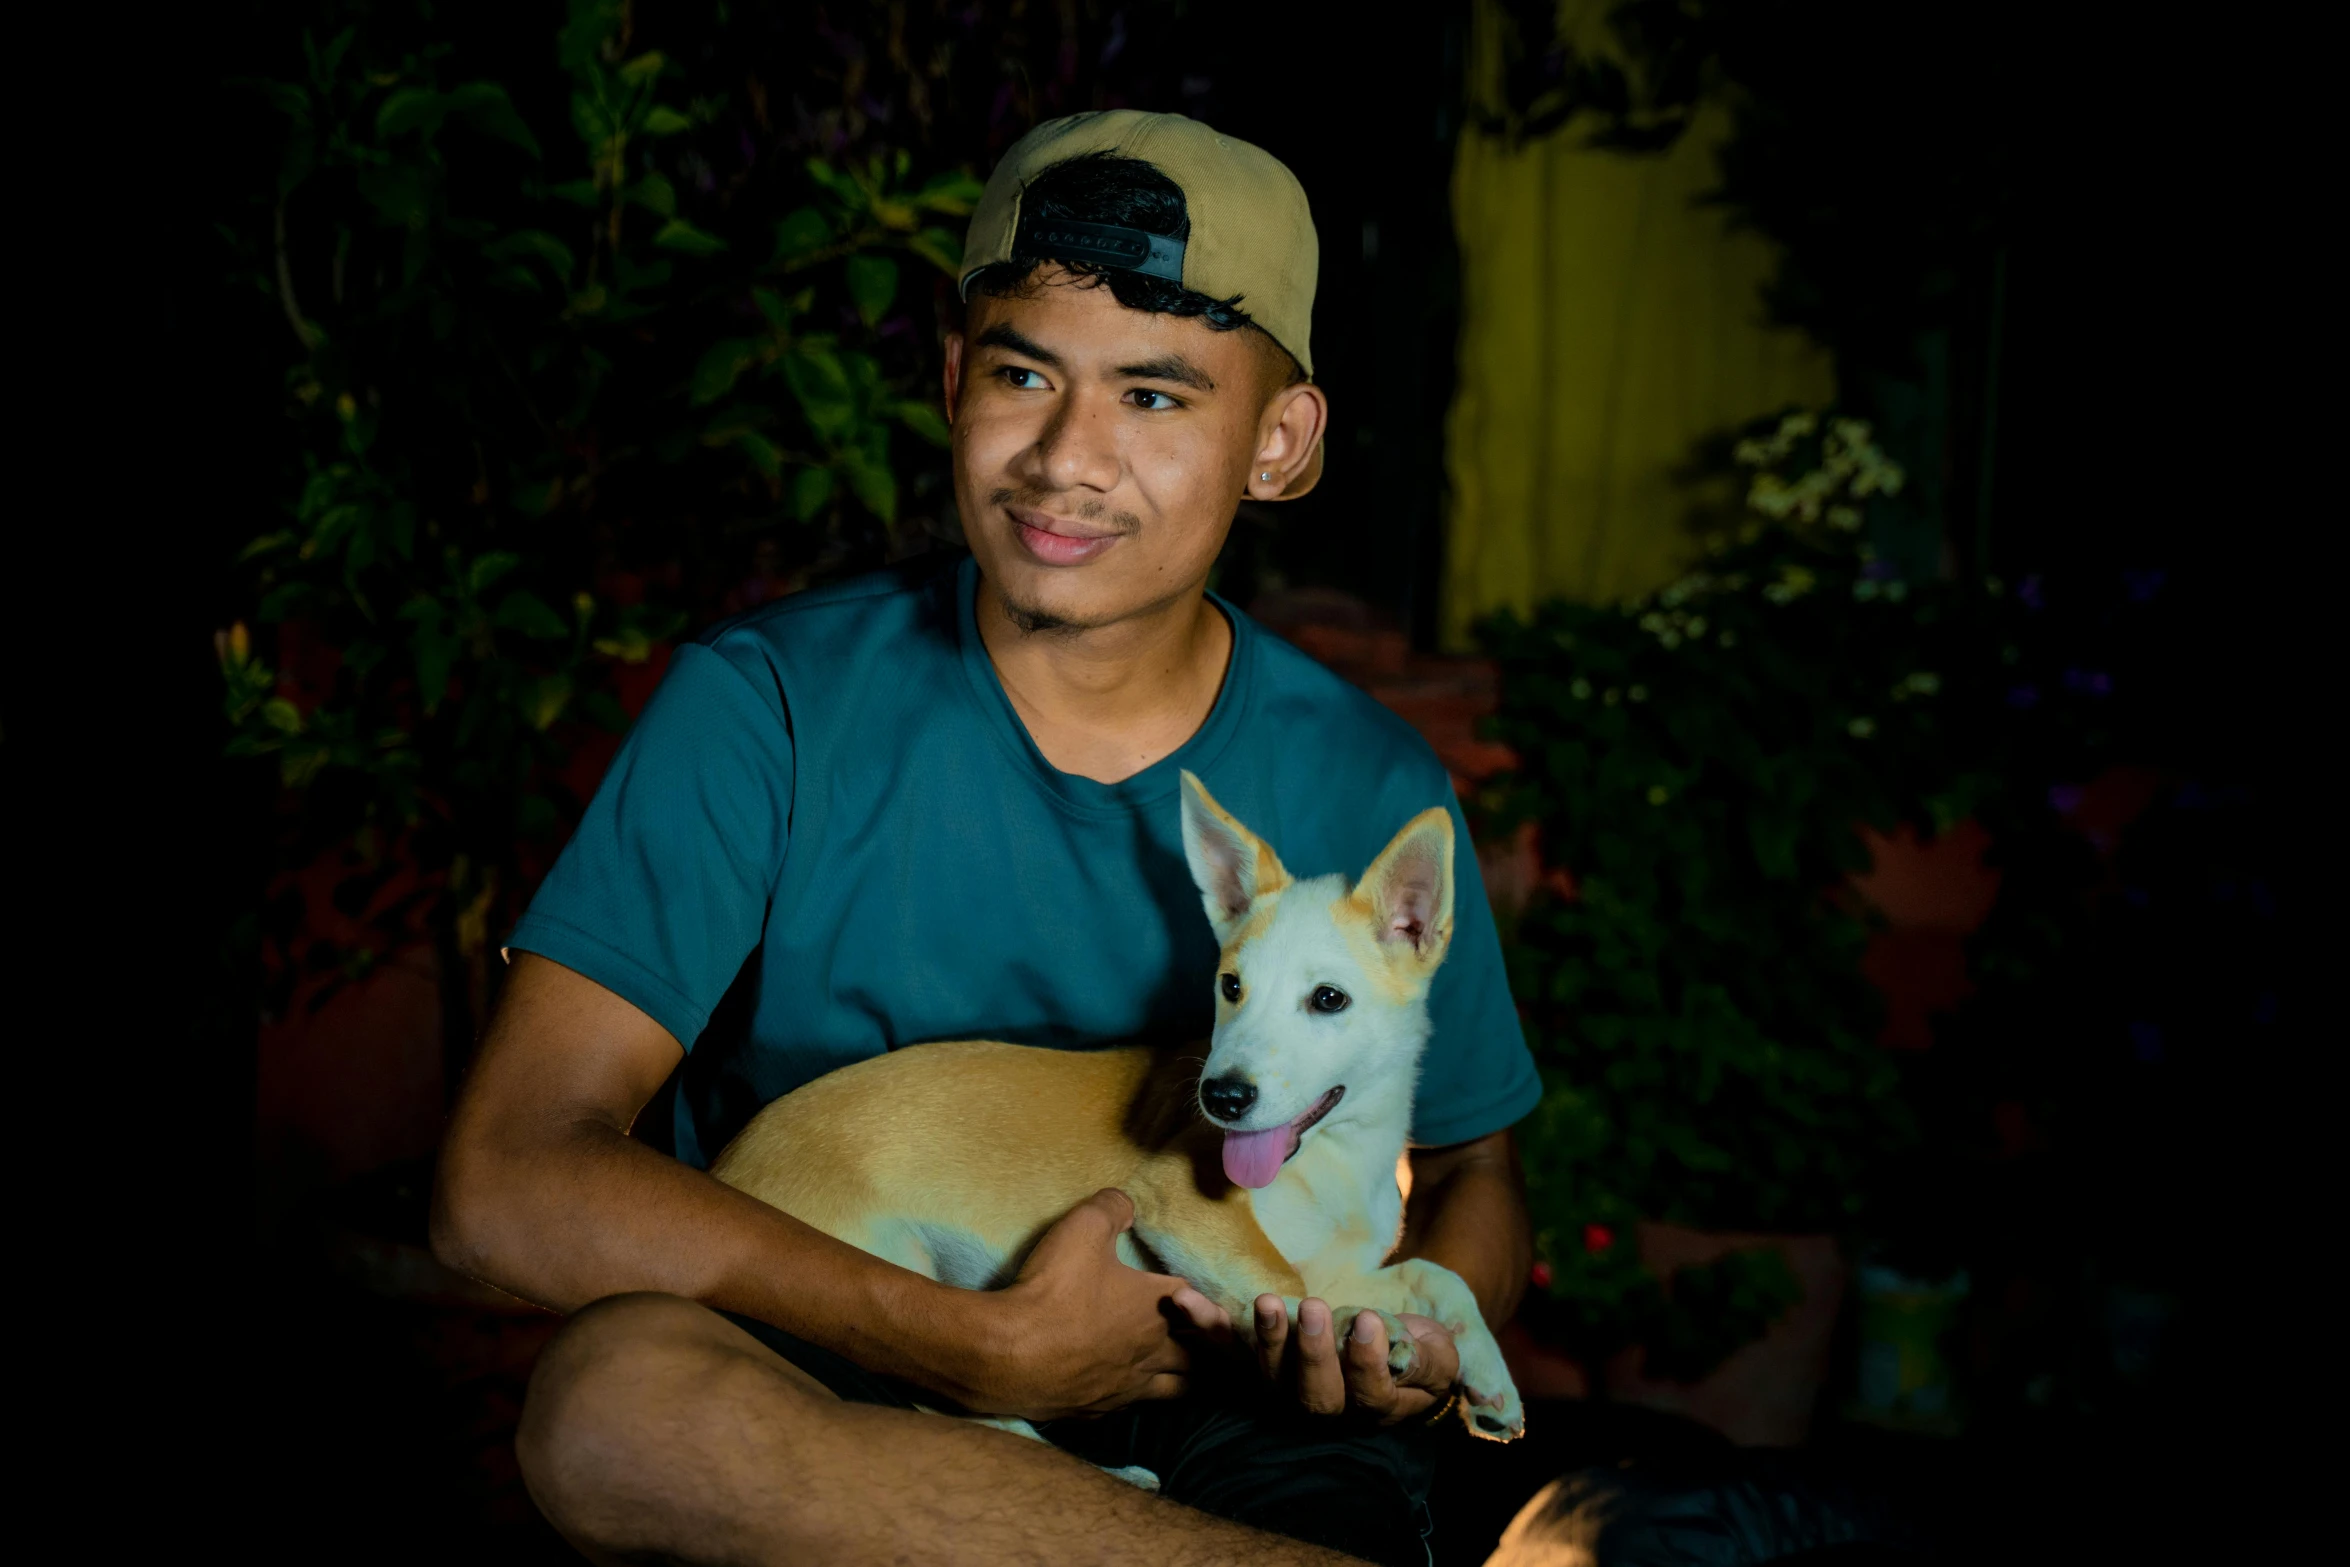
top-left (519, 1293), bottom-right (832, 1533)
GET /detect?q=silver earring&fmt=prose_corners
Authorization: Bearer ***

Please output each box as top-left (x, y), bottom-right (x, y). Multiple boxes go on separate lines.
top-left (1260, 471), bottom-right (1273, 481)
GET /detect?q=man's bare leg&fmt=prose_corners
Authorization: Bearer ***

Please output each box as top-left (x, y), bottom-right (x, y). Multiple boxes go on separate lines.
top-left (518, 1293), bottom-right (1369, 1566)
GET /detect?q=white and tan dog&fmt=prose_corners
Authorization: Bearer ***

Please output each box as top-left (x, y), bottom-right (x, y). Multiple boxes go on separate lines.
top-left (711, 771), bottom-right (1526, 1446)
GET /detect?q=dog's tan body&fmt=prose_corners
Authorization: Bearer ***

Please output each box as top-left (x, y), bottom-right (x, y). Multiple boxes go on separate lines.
top-left (710, 774), bottom-right (1524, 1441)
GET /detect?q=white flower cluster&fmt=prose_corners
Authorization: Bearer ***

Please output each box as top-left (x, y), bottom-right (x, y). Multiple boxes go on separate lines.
top-left (1736, 411), bottom-right (1906, 530)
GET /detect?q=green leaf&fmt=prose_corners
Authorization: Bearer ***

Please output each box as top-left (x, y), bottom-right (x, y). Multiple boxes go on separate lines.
top-left (318, 26), bottom-right (356, 81)
top-left (412, 622), bottom-right (457, 714)
top-left (487, 228), bottom-right (576, 280)
top-left (895, 401), bottom-right (951, 447)
top-left (735, 431), bottom-right (783, 478)
top-left (628, 172), bottom-right (677, 218)
top-left (912, 169), bottom-right (985, 215)
top-left (751, 286), bottom-right (795, 331)
top-left (511, 476), bottom-right (563, 517)
top-left (468, 551), bottom-right (522, 594)
top-left (443, 81), bottom-right (543, 157)
top-left (840, 445), bottom-right (898, 524)
top-left (494, 589), bottom-right (571, 640)
top-left (844, 254), bottom-right (899, 326)
top-left (262, 698), bottom-right (305, 735)
top-left (771, 206), bottom-right (832, 264)
top-left (906, 226), bottom-right (963, 276)
top-left (618, 50), bottom-right (667, 85)
top-left (374, 87), bottom-right (443, 139)
top-left (525, 674), bottom-right (573, 730)
top-left (690, 338), bottom-right (762, 406)
top-left (258, 582), bottom-right (313, 621)
top-left (784, 344), bottom-right (855, 438)
top-left (355, 165), bottom-right (434, 230)
top-left (547, 178), bottom-right (600, 207)
top-left (804, 158), bottom-right (866, 210)
top-left (790, 465), bottom-right (836, 521)
top-left (256, 79), bottom-right (310, 120)
top-left (593, 628), bottom-right (656, 664)
top-left (652, 219), bottom-right (727, 257)
top-left (643, 105), bottom-right (692, 137)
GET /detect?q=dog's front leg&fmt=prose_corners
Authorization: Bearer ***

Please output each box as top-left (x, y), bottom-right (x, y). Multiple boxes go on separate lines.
top-left (1127, 1166), bottom-right (1307, 1335)
top-left (1304, 1257), bottom-right (1525, 1440)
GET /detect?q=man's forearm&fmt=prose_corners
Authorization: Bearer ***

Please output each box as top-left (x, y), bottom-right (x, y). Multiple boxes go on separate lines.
top-left (435, 1109), bottom-right (996, 1398)
top-left (1398, 1131), bottom-right (1533, 1328)
top-left (432, 954), bottom-right (1005, 1405)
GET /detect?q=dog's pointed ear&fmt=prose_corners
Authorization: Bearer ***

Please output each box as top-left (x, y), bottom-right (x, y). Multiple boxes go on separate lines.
top-left (1354, 806), bottom-right (1456, 970)
top-left (1180, 771), bottom-right (1291, 944)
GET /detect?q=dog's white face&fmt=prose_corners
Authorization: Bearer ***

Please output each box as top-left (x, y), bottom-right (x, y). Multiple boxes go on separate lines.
top-left (1178, 772), bottom-right (1456, 1189)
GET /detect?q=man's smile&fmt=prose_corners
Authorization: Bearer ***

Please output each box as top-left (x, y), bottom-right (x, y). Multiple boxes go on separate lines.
top-left (1007, 504), bottom-right (1130, 567)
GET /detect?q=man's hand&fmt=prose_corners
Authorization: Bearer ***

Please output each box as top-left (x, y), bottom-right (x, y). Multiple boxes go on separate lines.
top-left (1250, 1294), bottom-right (1461, 1426)
top-left (969, 1189), bottom-right (1229, 1422)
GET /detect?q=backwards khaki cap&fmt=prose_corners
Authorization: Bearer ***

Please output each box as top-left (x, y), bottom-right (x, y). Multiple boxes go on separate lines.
top-left (961, 111), bottom-right (1325, 498)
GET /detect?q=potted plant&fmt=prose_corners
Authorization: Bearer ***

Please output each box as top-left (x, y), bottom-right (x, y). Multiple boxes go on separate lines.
top-left (1478, 413), bottom-right (2011, 1443)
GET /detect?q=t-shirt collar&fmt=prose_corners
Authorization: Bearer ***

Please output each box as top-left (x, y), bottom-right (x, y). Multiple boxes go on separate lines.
top-left (952, 553), bottom-right (1253, 816)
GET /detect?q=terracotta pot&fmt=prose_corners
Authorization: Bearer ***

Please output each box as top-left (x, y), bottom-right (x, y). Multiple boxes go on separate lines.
top-left (1601, 1222), bottom-right (1847, 1446)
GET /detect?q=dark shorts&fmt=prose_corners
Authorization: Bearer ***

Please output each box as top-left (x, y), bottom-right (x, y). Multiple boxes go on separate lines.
top-left (721, 1312), bottom-right (1438, 1567)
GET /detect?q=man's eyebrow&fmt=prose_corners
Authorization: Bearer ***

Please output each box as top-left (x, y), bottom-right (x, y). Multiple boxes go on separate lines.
top-left (1116, 354), bottom-right (1216, 392)
top-left (975, 323), bottom-right (1063, 367)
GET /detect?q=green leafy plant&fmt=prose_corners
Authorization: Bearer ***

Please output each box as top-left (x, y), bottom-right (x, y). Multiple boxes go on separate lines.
top-left (217, 1), bottom-right (976, 1042)
top-left (1481, 411), bottom-right (2019, 1375)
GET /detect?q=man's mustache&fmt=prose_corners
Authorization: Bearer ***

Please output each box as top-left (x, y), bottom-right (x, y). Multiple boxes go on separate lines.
top-left (989, 488), bottom-right (1143, 536)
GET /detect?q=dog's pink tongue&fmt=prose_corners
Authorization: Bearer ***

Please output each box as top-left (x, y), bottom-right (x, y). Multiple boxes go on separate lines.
top-left (1222, 1127), bottom-right (1292, 1189)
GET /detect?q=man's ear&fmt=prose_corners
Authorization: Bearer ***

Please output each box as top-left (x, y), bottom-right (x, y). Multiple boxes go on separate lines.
top-left (1352, 806), bottom-right (1455, 968)
top-left (942, 330), bottom-right (967, 425)
top-left (1180, 771), bottom-right (1292, 945)
top-left (1244, 380), bottom-right (1330, 503)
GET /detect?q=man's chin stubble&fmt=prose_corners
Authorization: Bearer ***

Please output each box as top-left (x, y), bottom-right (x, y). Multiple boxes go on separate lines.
top-left (999, 596), bottom-right (1092, 636)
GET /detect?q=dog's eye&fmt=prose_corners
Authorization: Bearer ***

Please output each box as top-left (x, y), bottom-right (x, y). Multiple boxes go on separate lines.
top-left (1220, 972), bottom-right (1242, 1003)
top-left (1310, 985), bottom-right (1350, 1014)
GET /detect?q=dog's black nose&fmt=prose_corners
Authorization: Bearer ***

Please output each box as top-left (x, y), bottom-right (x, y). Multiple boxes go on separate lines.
top-left (1201, 1075), bottom-right (1258, 1121)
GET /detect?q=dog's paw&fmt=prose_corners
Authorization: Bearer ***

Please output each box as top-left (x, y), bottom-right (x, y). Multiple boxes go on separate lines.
top-left (1099, 1464), bottom-right (1162, 1491)
top-left (1462, 1379), bottom-right (1525, 1441)
top-left (1456, 1327), bottom-right (1526, 1441)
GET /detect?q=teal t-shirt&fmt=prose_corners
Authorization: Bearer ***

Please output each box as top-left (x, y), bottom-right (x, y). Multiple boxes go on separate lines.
top-left (510, 554), bottom-right (1539, 1168)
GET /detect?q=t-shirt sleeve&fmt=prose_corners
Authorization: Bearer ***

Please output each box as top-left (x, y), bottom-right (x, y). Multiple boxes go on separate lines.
top-left (506, 642), bottom-right (792, 1049)
top-left (1409, 785), bottom-right (1543, 1147)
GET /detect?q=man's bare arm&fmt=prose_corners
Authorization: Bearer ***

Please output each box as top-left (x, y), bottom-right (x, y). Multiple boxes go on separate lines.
top-left (1399, 1127), bottom-right (1533, 1329)
top-left (432, 952), bottom-right (1212, 1420)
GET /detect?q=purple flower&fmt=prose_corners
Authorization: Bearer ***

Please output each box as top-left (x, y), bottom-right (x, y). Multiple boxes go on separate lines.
top-left (2048, 783), bottom-right (2085, 815)
top-left (1863, 557), bottom-right (1898, 582)
top-left (2007, 684), bottom-right (2040, 710)
top-left (2063, 668), bottom-right (2113, 696)
top-left (2018, 574), bottom-right (2045, 609)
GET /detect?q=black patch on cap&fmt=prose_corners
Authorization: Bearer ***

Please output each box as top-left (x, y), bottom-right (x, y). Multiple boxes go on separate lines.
top-left (1013, 215), bottom-right (1185, 283)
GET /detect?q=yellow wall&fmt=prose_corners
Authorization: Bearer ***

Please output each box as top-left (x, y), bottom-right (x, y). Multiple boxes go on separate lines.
top-left (1443, 1), bottom-right (1835, 645)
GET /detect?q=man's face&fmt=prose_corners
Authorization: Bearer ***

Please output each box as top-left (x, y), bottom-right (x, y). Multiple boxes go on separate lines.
top-left (945, 271), bottom-right (1313, 632)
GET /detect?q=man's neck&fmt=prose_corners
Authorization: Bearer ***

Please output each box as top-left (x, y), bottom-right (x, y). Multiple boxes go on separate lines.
top-left (975, 574), bottom-right (1234, 785)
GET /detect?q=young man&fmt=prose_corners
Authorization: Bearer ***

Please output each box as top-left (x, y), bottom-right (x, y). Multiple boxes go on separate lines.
top-left (433, 111), bottom-right (1540, 1566)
